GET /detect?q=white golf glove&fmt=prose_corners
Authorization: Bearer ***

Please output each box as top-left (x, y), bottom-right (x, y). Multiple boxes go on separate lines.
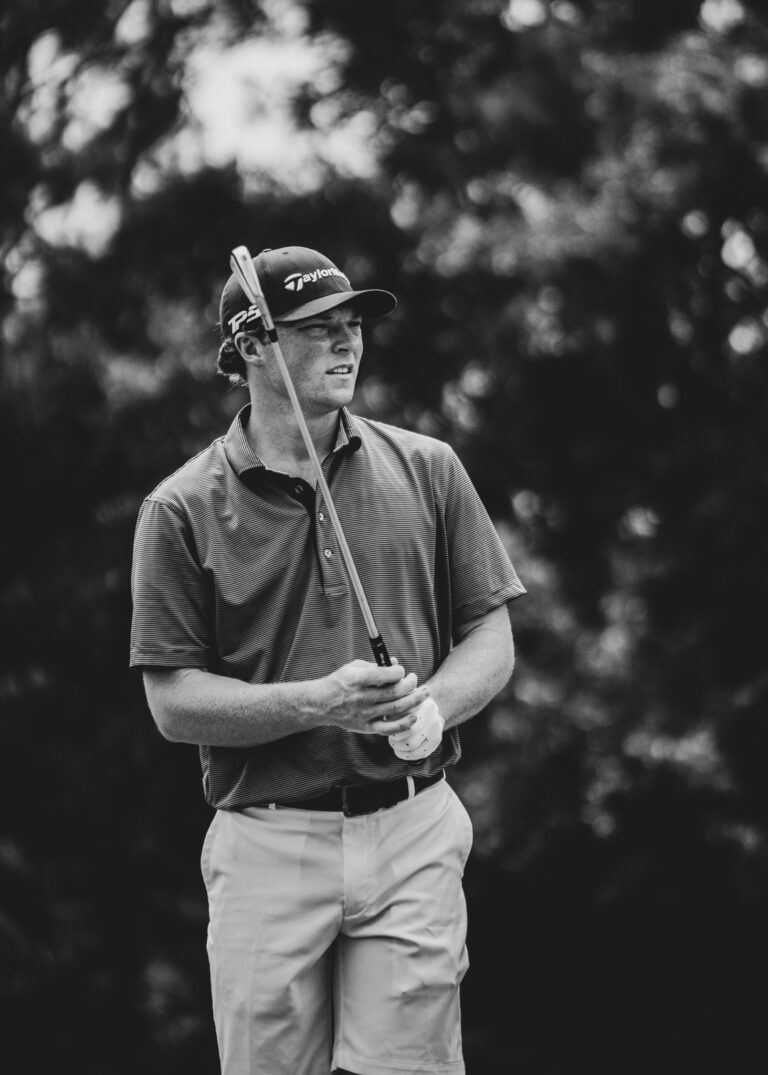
top-left (388, 697), bottom-right (445, 761)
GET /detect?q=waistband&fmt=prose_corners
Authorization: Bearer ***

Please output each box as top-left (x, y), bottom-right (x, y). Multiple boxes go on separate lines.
top-left (251, 770), bottom-right (445, 818)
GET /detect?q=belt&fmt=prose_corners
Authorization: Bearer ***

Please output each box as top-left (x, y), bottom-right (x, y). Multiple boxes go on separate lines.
top-left (265, 770), bottom-right (444, 818)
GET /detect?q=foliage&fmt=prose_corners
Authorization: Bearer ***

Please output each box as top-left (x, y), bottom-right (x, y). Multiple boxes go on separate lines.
top-left (2, 0), bottom-right (768, 1071)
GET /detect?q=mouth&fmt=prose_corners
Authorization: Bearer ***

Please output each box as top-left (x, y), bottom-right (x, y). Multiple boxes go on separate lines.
top-left (327, 364), bottom-right (354, 376)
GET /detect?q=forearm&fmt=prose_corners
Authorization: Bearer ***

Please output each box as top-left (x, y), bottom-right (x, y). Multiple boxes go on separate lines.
top-left (144, 667), bottom-right (321, 747)
top-left (426, 604), bottom-right (515, 729)
top-left (142, 659), bottom-right (429, 749)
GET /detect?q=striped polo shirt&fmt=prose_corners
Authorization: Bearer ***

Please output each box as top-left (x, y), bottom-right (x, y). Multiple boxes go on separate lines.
top-left (130, 404), bottom-right (526, 809)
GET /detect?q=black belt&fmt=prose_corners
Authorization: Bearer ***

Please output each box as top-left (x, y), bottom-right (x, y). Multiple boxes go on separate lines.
top-left (267, 770), bottom-right (444, 818)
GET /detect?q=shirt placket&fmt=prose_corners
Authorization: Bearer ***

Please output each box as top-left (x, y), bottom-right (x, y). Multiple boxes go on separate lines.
top-left (316, 454), bottom-right (347, 593)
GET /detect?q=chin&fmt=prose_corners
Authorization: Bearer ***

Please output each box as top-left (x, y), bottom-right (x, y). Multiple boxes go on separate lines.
top-left (328, 384), bottom-right (356, 406)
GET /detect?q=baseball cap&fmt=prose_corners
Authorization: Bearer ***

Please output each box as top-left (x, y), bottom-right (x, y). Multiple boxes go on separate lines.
top-left (219, 245), bottom-right (397, 339)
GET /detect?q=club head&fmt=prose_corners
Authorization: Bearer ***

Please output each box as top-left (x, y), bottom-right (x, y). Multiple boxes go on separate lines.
top-left (229, 245), bottom-right (260, 303)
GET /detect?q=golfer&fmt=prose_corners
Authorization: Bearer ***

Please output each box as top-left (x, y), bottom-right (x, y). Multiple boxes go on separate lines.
top-left (130, 245), bottom-right (526, 1075)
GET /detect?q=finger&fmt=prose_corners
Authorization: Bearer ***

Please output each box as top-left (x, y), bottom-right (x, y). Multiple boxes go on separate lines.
top-left (386, 672), bottom-right (419, 698)
top-left (392, 734), bottom-right (437, 760)
top-left (388, 726), bottom-right (424, 744)
top-left (390, 740), bottom-right (423, 756)
top-left (386, 685), bottom-right (429, 717)
top-left (354, 662), bottom-right (406, 687)
top-left (387, 730), bottom-right (410, 745)
top-left (370, 712), bottom-right (417, 735)
top-left (387, 713), bottom-right (424, 742)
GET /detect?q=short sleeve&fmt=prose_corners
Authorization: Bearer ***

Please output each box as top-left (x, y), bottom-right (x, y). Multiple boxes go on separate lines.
top-left (442, 449), bottom-right (526, 624)
top-left (129, 497), bottom-right (213, 668)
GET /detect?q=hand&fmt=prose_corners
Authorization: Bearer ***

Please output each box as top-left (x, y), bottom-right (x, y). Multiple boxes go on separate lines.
top-left (321, 658), bottom-right (428, 737)
top-left (388, 697), bottom-right (445, 761)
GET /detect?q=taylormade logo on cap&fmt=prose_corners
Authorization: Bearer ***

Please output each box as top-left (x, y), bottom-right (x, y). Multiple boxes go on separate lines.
top-left (220, 245), bottom-right (396, 339)
top-left (283, 267), bottom-right (348, 292)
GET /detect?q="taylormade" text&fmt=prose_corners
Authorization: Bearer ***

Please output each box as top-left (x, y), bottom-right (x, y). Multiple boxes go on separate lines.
top-left (283, 267), bottom-right (348, 292)
top-left (227, 266), bottom-right (350, 334)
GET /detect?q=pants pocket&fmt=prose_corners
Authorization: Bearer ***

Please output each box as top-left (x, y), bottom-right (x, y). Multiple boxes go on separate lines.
top-left (200, 810), bottom-right (220, 890)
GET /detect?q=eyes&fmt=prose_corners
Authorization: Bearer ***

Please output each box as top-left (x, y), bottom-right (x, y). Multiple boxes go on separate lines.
top-left (299, 319), bottom-right (362, 338)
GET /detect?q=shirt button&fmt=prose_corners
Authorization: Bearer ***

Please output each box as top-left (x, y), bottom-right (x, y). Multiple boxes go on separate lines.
top-left (318, 511), bottom-right (325, 521)
top-left (323, 548), bottom-right (333, 559)
top-left (294, 483), bottom-right (303, 495)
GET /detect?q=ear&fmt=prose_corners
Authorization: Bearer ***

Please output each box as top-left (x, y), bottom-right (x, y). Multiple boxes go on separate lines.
top-left (234, 332), bottom-right (266, 367)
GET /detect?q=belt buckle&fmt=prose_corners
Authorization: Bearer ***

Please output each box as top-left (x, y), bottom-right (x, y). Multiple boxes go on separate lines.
top-left (341, 779), bottom-right (409, 818)
top-left (341, 783), bottom-right (384, 818)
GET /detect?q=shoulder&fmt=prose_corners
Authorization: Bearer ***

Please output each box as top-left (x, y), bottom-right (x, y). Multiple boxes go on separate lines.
top-left (143, 437), bottom-right (228, 514)
top-left (350, 417), bottom-right (468, 503)
top-left (353, 415), bottom-right (456, 465)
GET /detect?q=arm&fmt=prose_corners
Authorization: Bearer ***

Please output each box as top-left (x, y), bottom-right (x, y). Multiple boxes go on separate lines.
top-left (425, 603), bottom-right (515, 729)
top-left (386, 603), bottom-right (514, 761)
top-left (423, 447), bottom-right (522, 729)
top-left (142, 659), bottom-right (428, 748)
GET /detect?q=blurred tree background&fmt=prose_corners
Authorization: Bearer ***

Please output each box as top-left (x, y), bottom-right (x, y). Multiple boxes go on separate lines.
top-left (2, 0), bottom-right (768, 1071)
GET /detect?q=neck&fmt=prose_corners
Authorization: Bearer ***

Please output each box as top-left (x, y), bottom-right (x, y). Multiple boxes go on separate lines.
top-left (246, 394), bottom-right (340, 479)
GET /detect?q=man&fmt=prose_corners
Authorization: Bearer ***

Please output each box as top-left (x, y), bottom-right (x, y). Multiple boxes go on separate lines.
top-left (130, 245), bottom-right (526, 1075)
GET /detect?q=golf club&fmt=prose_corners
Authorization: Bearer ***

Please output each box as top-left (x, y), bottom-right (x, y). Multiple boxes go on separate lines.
top-left (229, 245), bottom-right (393, 669)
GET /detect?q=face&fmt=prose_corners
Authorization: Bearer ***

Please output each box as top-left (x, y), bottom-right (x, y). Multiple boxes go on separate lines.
top-left (247, 302), bottom-right (364, 417)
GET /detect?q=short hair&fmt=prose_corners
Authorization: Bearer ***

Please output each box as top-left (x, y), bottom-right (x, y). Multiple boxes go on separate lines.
top-left (216, 322), bottom-right (269, 388)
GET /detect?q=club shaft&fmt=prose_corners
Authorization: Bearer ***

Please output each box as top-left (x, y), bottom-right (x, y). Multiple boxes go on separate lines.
top-left (267, 332), bottom-right (380, 639)
top-left (229, 248), bottom-right (391, 666)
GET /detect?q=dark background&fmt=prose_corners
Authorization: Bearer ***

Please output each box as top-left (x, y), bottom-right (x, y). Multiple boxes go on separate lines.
top-left (3, 2), bottom-right (768, 1072)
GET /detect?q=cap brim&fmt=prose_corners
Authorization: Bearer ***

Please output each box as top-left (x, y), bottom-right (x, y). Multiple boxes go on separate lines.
top-left (275, 288), bottom-right (397, 322)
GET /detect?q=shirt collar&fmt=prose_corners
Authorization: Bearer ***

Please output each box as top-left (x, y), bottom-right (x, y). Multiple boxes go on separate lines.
top-left (224, 404), bottom-right (362, 478)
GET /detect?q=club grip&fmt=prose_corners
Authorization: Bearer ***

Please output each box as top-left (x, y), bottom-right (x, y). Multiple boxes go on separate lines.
top-left (370, 635), bottom-right (391, 667)
top-left (371, 634), bottom-right (422, 767)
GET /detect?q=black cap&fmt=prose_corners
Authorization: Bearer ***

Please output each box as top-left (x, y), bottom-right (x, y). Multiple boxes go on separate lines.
top-left (219, 246), bottom-right (397, 338)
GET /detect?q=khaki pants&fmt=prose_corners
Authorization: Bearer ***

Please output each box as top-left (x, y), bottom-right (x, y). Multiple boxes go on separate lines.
top-left (201, 777), bottom-right (473, 1075)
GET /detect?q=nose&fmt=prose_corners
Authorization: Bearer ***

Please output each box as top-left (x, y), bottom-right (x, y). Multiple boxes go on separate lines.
top-left (332, 323), bottom-right (358, 350)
